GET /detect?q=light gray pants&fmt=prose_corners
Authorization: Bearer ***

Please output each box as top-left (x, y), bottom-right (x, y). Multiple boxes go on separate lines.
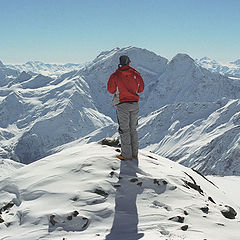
top-left (116, 102), bottom-right (139, 159)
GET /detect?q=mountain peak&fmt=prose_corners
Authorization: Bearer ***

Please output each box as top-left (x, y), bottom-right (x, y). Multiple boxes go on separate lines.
top-left (0, 60), bottom-right (5, 67)
top-left (231, 59), bottom-right (240, 66)
top-left (16, 71), bottom-right (32, 82)
top-left (172, 53), bottom-right (194, 62)
top-left (167, 53), bottom-right (196, 70)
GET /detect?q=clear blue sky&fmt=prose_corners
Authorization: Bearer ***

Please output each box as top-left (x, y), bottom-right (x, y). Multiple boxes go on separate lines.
top-left (0, 0), bottom-right (239, 64)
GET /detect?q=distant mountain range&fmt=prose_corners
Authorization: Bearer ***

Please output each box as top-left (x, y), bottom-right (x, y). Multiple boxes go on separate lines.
top-left (3, 55), bottom-right (240, 79)
top-left (0, 47), bottom-right (240, 176)
top-left (195, 57), bottom-right (240, 78)
top-left (5, 61), bottom-right (84, 78)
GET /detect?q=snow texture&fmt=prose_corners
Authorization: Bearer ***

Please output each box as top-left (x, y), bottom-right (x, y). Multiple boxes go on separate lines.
top-left (0, 143), bottom-right (239, 240)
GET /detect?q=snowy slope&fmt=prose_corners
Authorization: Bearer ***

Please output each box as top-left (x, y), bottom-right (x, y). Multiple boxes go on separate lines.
top-left (196, 57), bottom-right (240, 77)
top-left (6, 61), bottom-right (83, 78)
top-left (207, 176), bottom-right (240, 208)
top-left (138, 99), bottom-right (240, 176)
top-left (0, 142), bottom-right (239, 240)
top-left (0, 159), bottom-right (24, 180)
top-left (0, 62), bottom-right (19, 87)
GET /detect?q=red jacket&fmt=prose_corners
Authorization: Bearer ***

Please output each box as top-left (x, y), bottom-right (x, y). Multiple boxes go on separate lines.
top-left (107, 65), bottom-right (144, 105)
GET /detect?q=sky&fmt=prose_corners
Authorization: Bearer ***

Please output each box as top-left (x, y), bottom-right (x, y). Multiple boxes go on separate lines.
top-left (0, 0), bottom-right (240, 64)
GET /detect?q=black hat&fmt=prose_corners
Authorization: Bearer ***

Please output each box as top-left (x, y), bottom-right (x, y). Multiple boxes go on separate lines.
top-left (119, 55), bottom-right (131, 66)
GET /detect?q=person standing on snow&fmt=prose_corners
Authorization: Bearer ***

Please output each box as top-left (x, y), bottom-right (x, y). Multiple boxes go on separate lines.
top-left (107, 55), bottom-right (144, 160)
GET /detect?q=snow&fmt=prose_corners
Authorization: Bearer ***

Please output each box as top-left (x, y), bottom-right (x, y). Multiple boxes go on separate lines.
top-left (6, 61), bottom-right (84, 78)
top-left (1, 46), bottom-right (240, 174)
top-left (0, 159), bottom-right (24, 180)
top-left (196, 57), bottom-right (240, 77)
top-left (1, 46), bottom-right (240, 239)
top-left (0, 142), bottom-right (239, 240)
top-left (138, 99), bottom-right (240, 175)
top-left (207, 176), bottom-right (240, 208)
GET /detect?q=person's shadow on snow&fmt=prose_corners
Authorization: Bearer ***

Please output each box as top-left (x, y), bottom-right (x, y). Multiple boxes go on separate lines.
top-left (105, 158), bottom-right (144, 240)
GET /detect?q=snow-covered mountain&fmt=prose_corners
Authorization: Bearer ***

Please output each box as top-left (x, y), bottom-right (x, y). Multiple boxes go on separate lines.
top-left (6, 61), bottom-right (83, 78)
top-left (1, 47), bottom-right (240, 239)
top-left (142, 54), bottom-right (240, 115)
top-left (0, 62), bottom-right (113, 164)
top-left (0, 142), bottom-right (239, 240)
top-left (138, 99), bottom-right (240, 175)
top-left (0, 61), bottom-right (19, 87)
top-left (195, 57), bottom-right (240, 78)
top-left (0, 47), bottom-right (240, 176)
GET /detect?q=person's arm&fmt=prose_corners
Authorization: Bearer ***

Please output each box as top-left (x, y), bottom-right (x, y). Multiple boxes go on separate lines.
top-left (107, 74), bottom-right (117, 94)
top-left (137, 73), bottom-right (144, 93)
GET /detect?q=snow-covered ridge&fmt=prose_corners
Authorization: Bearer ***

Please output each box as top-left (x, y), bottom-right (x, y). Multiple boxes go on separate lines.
top-left (5, 61), bottom-right (84, 78)
top-left (195, 57), bottom-right (240, 77)
top-left (0, 65), bottom-right (114, 163)
top-left (138, 99), bottom-right (240, 175)
top-left (0, 143), bottom-right (239, 240)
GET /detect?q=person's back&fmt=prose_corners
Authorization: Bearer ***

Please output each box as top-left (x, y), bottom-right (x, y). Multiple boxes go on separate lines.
top-left (107, 55), bottom-right (144, 160)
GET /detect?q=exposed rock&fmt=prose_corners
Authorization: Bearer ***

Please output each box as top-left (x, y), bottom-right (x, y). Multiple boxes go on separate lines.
top-left (49, 215), bottom-right (57, 226)
top-left (94, 189), bottom-right (109, 198)
top-left (109, 171), bottom-right (115, 177)
top-left (181, 225), bottom-right (188, 231)
top-left (147, 155), bottom-right (158, 160)
top-left (200, 206), bottom-right (209, 214)
top-left (82, 217), bottom-right (89, 229)
top-left (208, 196), bottom-right (216, 204)
top-left (183, 179), bottom-right (204, 195)
top-left (162, 180), bottom-right (168, 185)
top-left (101, 138), bottom-right (120, 147)
top-left (130, 178), bottom-right (138, 182)
top-left (183, 210), bottom-right (189, 215)
top-left (182, 172), bottom-right (204, 195)
top-left (221, 205), bottom-right (237, 219)
top-left (72, 196), bottom-right (78, 202)
top-left (0, 216), bottom-right (4, 223)
top-left (153, 179), bottom-right (160, 185)
top-left (72, 211), bottom-right (79, 217)
top-left (191, 168), bottom-right (218, 188)
top-left (0, 202), bottom-right (14, 214)
top-left (169, 216), bottom-right (185, 223)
